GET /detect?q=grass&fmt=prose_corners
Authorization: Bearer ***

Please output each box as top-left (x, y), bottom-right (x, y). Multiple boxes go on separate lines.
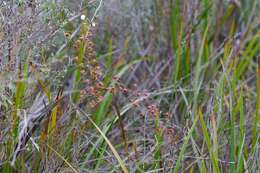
top-left (0, 0), bottom-right (259, 172)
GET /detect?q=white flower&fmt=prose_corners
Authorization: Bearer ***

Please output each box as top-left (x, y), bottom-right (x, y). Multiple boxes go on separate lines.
top-left (80, 15), bottom-right (86, 21)
top-left (92, 22), bottom-right (96, 27)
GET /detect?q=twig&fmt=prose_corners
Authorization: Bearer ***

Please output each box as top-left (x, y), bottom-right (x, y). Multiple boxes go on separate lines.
top-left (90, 0), bottom-right (103, 22)
top-left (113, 102), bottom-right (128, 155)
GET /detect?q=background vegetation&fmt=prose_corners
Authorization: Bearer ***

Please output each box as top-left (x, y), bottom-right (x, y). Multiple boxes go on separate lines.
top-left (0, 0), bottom-right (259, 172)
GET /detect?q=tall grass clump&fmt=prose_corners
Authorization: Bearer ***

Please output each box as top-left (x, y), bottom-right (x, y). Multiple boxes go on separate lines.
top-left (0, 0), bottom-right (259, 172)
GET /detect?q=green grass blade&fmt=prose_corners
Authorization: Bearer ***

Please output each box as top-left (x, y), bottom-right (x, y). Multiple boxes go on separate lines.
top-left (237, 134), bottom-right (245, 173)
top-left (199, 109), bottom-right (220, 173)
top-left (75, 106), bottom-right (129, 173)
top-left (172, 113), bottom-right (198, 173)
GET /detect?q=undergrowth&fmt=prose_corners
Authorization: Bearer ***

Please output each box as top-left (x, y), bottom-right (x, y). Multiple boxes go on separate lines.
top-left (0, 0), bottom-right (259, 172)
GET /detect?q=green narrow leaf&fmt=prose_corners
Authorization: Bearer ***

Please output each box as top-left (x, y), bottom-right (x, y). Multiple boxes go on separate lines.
top-left (201, 160), bottom-right (206, 173)
top-left (172, 114), bottom-right (198, 173)
top-left (170, 0), bottom-right (181, 51)
top-left (199, 110), bottom-right (211, 149)
top-left (154, 110), bottom-right (163, 169)
top-left (253, 62), bottom-right (260, 147)
top-left (238, 89), bottom-right (245, 139)
top-left (237, 134), bottom-right (245, 173)
top-left (199, 109), bottom-right (220, 173)
top-left (173, 21), bottom-right (183, 83)
top-left (192, 25), bottom-right (209, 120)
top-left (76, 107), bottom-right (129, 173)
